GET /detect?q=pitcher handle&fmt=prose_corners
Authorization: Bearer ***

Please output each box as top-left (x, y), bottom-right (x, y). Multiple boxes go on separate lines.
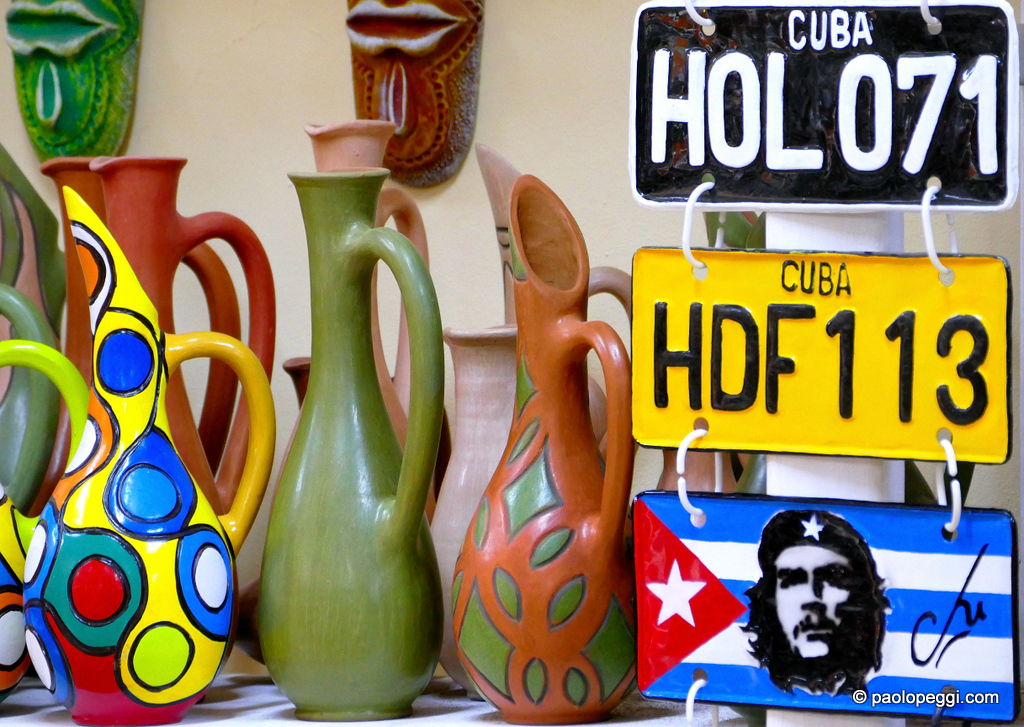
top-left (1, 339), bottom-right (89, 543)
top-left (0, 286), bottom-right (63, 513)
top-left (377, 188), bottom-right (429, 414)
top-left (179, 212), bottom-right (276, 513)
top-left (0, 340), bottom-right (89, 465)
top-left (165, 331), bottom-right (276, 554)
top-left (588, 266), bottom-right (632, 321)
top-left (357, 226), bottom-right (443, 546)
top-left (180, 244), bottom-right (243, 477)
top-left (570, 319), bottom-right (634, 559)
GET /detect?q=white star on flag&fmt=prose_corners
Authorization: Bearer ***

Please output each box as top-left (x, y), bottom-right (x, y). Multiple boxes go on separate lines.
top-left (802, 515), bottom-right (825, 540)
top-left (647, 560), bottom-right (705, 626)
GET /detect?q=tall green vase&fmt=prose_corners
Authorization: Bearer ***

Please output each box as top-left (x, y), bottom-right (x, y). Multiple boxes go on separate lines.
top-left (259, 169), bottom-right (445, 721)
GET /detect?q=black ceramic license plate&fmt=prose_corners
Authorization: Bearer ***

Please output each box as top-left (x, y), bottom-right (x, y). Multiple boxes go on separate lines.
top-left (630, 0), bottom-right (1019, 210)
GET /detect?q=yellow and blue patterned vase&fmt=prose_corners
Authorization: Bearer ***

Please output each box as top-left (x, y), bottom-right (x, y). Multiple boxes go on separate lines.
top-left (23, 188), bottom-right (275, 726)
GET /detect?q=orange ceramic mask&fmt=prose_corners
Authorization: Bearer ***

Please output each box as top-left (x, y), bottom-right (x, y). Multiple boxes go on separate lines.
top-left (347, 0), bottom-right (484, 186)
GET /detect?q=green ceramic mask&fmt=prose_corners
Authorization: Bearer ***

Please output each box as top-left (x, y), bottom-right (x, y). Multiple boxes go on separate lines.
top-left (5, 0), bottom-right (144, 160)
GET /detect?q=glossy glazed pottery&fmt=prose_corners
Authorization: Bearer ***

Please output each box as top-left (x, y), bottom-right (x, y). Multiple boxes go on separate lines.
top-left (0, 142), bottom-right (66, 513)
top-left (452, 176), bottom-right (636, 723)
top-left (22, 189), bottom-right (276, 726)
top-left (42, 156), bottom-right (274, 516)
top-left (346, 0), bottom-right (484, 186)
top-left (306, 121), bottom-right (426, 454)
top-left (6, 0), bottom-right (144, 160)
top-left (306, 120), bottom-right (451, 508)
top-left (433, 325), bottom-right (517, 696)
top-left (234, 121), bottom-right (451, 667)
top-left (0, 141), bottom-right (63, 331)
top-left (0, 286), bottom-right (62, 515)
top-left (260, 169), bottom-right (444, 720)
top-left (0, 338), bottom-right (89, 703)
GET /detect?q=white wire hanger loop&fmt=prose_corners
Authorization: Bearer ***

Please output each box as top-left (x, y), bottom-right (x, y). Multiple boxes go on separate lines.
top-left (684, 678), bottom-right (719, 727)
top-left (920, 0), bottom-right (942, 34)
top-left (685, 0), bottom-right (715, 33)
top-left (937, 433), bottom-right (962, 535)
top-left (921, 185), bottom-right (955, 286)
top-left (676, 428), bottom-right (708, 527)
top-left (682, 181), bottom-right (715, 281)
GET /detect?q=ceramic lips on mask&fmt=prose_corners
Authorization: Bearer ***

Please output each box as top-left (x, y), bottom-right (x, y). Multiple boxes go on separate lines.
top-left (5, 0), bottom-right (144, 160)
top-left (347, 0), bottom-right (484, 186)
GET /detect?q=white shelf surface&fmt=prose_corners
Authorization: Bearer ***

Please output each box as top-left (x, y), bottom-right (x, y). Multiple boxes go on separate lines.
top-left (0, 675), bottom-right (1015, 725)
top-left (0, 675), bottom-right (746, 726)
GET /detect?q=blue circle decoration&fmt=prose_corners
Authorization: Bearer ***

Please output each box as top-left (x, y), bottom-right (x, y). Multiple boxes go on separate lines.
top-left (97, 330), bottom-right (153, 395)
top-left (177, 529), bottom-right (233, 640)
top-left (117, 466), bottom-right (181, 523)
top-left (106, 430), bottom-right (195, 538)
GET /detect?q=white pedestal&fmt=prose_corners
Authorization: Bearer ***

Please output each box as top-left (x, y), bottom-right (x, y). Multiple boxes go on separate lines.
top-left (764, 212), bottom-right (906, 727)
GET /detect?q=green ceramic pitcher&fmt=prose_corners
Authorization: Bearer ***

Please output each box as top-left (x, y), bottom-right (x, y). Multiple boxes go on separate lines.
top-left (259, 169), bottom-right (445, 720)
top-left (0, 284), bottom-right (61, 512)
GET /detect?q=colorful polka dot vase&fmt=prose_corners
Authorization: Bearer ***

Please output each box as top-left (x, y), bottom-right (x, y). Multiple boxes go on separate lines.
top-left (0, 339), bottom-right (90, 702)
top-left (22, 188), bottom-right (276, 726)
top-left (451, 175), bottom-right (638, 724)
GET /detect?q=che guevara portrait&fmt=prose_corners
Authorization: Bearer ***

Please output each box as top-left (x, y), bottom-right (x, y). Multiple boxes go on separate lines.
top-left (744, 509), bottom-right (888, 696)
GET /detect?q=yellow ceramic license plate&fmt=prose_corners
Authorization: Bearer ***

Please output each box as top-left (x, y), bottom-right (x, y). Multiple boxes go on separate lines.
top-left (632, 248), bottom-right (1011, 462)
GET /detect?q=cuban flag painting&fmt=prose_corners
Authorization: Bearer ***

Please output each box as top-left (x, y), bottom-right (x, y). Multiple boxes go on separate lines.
top-left (633, 491), bottom-right (1019, 721)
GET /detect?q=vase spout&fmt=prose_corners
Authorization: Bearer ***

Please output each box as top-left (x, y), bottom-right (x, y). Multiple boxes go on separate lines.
top-left (306, 120), bottom-right (397, 172)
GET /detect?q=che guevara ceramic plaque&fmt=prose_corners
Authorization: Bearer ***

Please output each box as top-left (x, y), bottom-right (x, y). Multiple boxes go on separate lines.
top-left (632, 248), bottom-right (1011, 462)
top-left (629, 0), bottom-right (1020, 210)
top-left (634, 491), bottom-right (1020, 721)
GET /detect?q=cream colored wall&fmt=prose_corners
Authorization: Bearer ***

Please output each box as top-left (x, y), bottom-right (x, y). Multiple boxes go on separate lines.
top-left (0, 1), bottom-right (1019, 590)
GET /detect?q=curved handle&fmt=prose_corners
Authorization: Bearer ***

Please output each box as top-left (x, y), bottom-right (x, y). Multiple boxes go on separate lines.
top-left (0, 339), bottom-right (88, 539)
top-left (371, 187), bottom-right (429, 419)
top-left (166, 331), bottom-right (276, 554)
top-left (571, 320), bottom-right (634, 559)
top-left (0, 286), bottom-right (63, 512)
top-left (587, 266), bottom-right (632, 457)
top-left (180, 244), bottom-right (243, 475)
top-left (357, 226), bottom-right (443, 546)
top-left (588, 266), bottom-right (632, 321)
top-left (179, 212), bottom-right (276, 509)
top-left (0, 340), bottom-right (89, 465)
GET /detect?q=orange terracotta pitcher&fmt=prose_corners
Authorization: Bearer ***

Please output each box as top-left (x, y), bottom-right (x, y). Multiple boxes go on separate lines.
top-left (41, 157), bottom-right (274, 515)
top-left (452, 176), bottom-right (636, 723)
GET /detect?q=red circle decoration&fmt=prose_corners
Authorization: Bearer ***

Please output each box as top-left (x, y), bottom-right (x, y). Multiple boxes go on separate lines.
top-left (70, 559), bottom-right (126, 623)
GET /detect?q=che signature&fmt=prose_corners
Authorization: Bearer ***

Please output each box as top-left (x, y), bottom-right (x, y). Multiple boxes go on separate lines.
top-left (910, 544), bottom-right (988, 668)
